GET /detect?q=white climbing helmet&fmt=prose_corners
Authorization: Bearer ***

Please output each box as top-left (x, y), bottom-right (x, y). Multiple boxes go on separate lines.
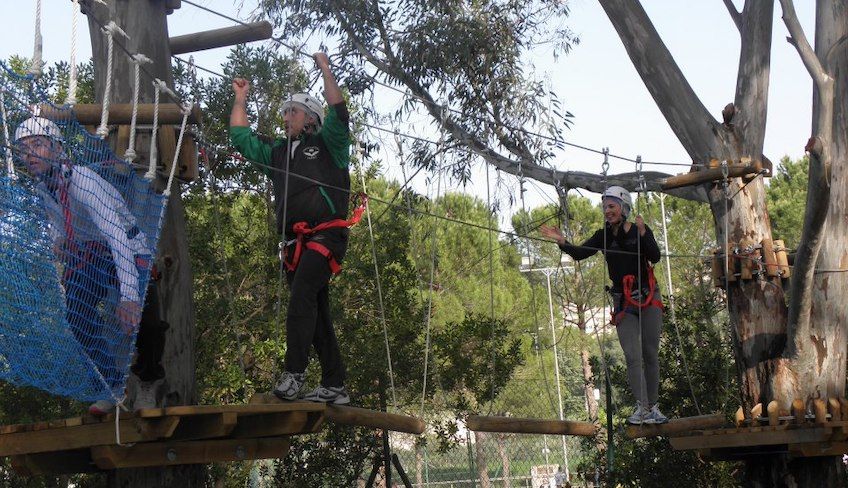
top-left (282, 93), bottom-right (324, 128)
top-left (602, 185), bottom-right (633, 217)
top-left (14, 117), bottom-right (63, 141)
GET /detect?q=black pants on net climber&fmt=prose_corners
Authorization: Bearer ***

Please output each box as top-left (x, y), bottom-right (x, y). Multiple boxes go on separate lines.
top-left (284, 248), bottom-right (346, 388)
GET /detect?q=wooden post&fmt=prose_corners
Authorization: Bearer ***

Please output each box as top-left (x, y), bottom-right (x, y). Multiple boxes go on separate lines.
top-left (827, 398), bottom-right (841, 421)
top-left (660, 163), bottom-right (761, 191)
top-left (761, 239), bottom-right (779, 278)
top-left (711, 250), bottom-right (724, 288)
top-left (767, 401), bottom-right (779, 426)
top-left (840, 398), bottom-right (848, 421)
top-left (85, 1), bottom-right (201, 485)
top-left (774, 239), bottom-right (791, 278)
top-left (169, 21), bottom-right (273, 55)
top-left (751, 403), bottom-right (763, 421)
top-left (813, 399), bottom-right (827, 424)
top-left (792, 399), bottom-right (806, 424)
top-left (726, 242), bottom-right (737, 282)
top-left (38, 103), bottom-right (202, 125)
top-left (735, 406), bottom-right (746, 427)
top-left (466, 416), bottom-right (597, 437)
top-left (739, 238), bottom-right (754, 280)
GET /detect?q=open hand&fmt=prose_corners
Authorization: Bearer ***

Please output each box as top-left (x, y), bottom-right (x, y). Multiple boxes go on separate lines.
top-left (540, 225), bottom-right (565, 245)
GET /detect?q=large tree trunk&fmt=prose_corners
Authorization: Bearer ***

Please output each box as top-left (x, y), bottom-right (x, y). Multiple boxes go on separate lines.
top-left (598, 0), bottom-right (847, 485)
top-left (474, 431), bottom-right (491, 488)
top-left (84, 0), bottom-right (202, 486)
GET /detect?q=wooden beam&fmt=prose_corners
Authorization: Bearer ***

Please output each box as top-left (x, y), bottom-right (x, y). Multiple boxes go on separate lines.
top-left (136, 402), bottom-right (325, 418)
top-left (626, 414), bottom-right (726, 439)
top-left (38, 103), bottom-right (202, 126)
top-left (0, 417), bottom-right (179, 456)
top-left (169, 412), bottom-right (238, 441)
top-left (326, 405), bottom-right (426, 435)
top-left (10, 449), bottom-right (98, 476)
top-left (91, 437), bottom-right (290, 470)
top-left (669, 425), bottom-right (831, 450)
top-left (661, 164), bottom-right (762, 191)
top-left (170, 21), bottom-right (273, 55)
top-left (230, 411), bottom-right (324, 438)
top-left (466, 416), bottom-right (597, 437)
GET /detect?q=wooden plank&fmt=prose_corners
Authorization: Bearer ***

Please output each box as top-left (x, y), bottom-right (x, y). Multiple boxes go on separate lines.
top-left (91, 437), bottom-right (290, 470)
top-left (136, 402), bottom-right (325, 418)
top-left (0, 417), bottom-right (180, 456)
top-left (38, 103), bottom-right (202, 125)
top-left (627, 414), bottom-right (726, 439)
top-left (328, 405), bottom-right (427, 435)
top-left (466, 416), bottom-right (596, 437)
top-left (170, 21), bottom-right (273, 55)
top-left (158, 125), bottom-right (177, 176)
top-left (661, 164), bottom-right (761, 191)
top-left (177, 132), bottom-right (199, 181)
top-left (789, 441), bottom-right (848, 458)
top-left (230, 411), bottom-right (324, 439)
top-left (10, 449), bottom-right (98, 476)
top-left (670, 426), bottom-right (831, 451)
top-left (168, 412), bottom-right (237, 441)
top-left (115, 124), bottom-right (131, 160)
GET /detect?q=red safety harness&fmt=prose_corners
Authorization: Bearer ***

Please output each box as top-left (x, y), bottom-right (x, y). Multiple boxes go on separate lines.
top-left (612, 265), bottom-right (664, 325)
top-left (283, 194), bottom-right (368, 275)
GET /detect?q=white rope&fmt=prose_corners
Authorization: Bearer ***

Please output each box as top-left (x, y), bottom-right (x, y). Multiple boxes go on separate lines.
top-left (28, 0), bottom-right (43, 77)
top-left (164, 103), bottom-right (192, 196)
top-left (146, 79), bottom-right (165, 180)
top-left (125, 54), bottom-right (152, 162)
top-left (0, 89), bottom-right (14, 178)
top-left (97, 21), bottom-right (129, 139)
top-left (357, 143), bottom-right (398, 409)
top-left (66, 0), bottom-right (80, 105)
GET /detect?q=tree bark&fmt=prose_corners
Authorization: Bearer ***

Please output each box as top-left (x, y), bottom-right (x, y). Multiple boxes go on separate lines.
top-left (85, 0), bottom-right (202, 485)
top-left (496, 433), bottom-right (511, 488)
top-left (599, 0), bottom-right (848, 485)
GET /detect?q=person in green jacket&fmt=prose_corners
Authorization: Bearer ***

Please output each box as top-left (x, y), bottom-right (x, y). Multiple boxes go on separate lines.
top-left (230, 52), bottom-right (351, 405)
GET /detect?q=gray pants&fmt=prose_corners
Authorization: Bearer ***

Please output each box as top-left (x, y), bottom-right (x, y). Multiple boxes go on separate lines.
top-left (615, 306), bottom-right (663, 406)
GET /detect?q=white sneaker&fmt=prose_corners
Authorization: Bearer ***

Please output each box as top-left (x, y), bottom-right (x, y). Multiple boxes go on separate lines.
top-left (89, 399), bottom-right (116, 417)
top-left (134, 379), bottom-right (160, 410)
top-left (302, 386), bottom-right (350, 405)
top-left (273, 371), bottom-right (305, 401)
top-left (627, 402), bottom-right (647, 425)
top-left (644, 403), bottom-right (669, 424)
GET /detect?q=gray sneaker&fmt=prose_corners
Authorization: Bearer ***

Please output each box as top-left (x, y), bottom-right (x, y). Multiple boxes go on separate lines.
top-left (273, 371), bottom-right (305, 401)
top-left (302, 386), bottom-right (350, 405)
top-left (134, 379), bottom-right (160, 410)
top-left (627, 401), bottom-right (647, 425)
top-left (644, 403), bottom-right (669, 424)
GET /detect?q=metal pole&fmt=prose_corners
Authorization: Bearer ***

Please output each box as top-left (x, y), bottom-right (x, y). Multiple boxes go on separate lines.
top-left (544, 270), bottom-right (569, 481)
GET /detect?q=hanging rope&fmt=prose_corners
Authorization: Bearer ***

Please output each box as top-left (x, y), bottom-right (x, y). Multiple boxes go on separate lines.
top-left (146, 79), bottom-right (176, 180)
top-left (0, 88), bottom-right (14, 177)
top-left (419, 111), bottom-right (446, 417)
top-left (125, 54), bottom-right (152, 163)
top-left (356, 142), bottom-right (398, 409)
top-left (97, 21), bottom-right (129, 139)
top-left (658, 192), bottom-right (702, 415)
top-left (164, 102), bottom-right (192, 197)
top-left (66, 0), bottom-right (80, 105)
top-left (28, 0), bottom-right (43, 77)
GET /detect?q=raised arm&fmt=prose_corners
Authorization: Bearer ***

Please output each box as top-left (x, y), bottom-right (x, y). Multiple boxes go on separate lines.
top-left (314, 52), bottom-right (342, 105)
top-left (230, 78), bottom-right (250, 128)
top-left (229, 78), bottom-right (273, 170)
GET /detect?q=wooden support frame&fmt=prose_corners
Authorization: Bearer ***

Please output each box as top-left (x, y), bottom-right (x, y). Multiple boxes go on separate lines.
top-left (170, 21), bottom-right (273, 55)
top-left (91, 437), bottom-right (291, 470)
top-left (38, 103), bottom-right (202, 125)
top-left (661, 162), bottom-right (765, 191)
top-left (466, 416), bottom-right (597, 437)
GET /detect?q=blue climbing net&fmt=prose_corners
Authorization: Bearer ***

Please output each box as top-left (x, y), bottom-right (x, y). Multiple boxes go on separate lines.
top-left (0, 63), bottom-right (166, 402)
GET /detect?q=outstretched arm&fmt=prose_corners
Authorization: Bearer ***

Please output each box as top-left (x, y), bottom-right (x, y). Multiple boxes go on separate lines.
top-left (230, 78), bottom-right (250, 128)
top-left (314, 52), bottom-right (342, 105)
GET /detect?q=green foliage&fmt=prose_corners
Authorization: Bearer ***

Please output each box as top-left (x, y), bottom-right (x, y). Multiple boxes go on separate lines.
top-left (257, 0), bottom-right (577, 182)
top-left (767, 156), bottom-right (809, 249)
top-left (6, 55), bottom-right (95, 105)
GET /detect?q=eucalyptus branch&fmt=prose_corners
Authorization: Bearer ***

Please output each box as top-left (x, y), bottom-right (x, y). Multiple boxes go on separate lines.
top-left (722, 0), bottom-right (742, 33)
top-left (779, 0), bottom-right (831, 90)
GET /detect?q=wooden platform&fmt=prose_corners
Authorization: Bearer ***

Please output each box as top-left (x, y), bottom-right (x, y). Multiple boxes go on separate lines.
top-left (2, 397), bottom-right (425, 475)
top-left (668, 421), bottom-right (848, 460)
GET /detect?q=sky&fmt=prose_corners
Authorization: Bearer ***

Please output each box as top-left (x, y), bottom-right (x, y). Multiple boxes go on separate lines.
top-left (0, 0), bottom-right (816, 217)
